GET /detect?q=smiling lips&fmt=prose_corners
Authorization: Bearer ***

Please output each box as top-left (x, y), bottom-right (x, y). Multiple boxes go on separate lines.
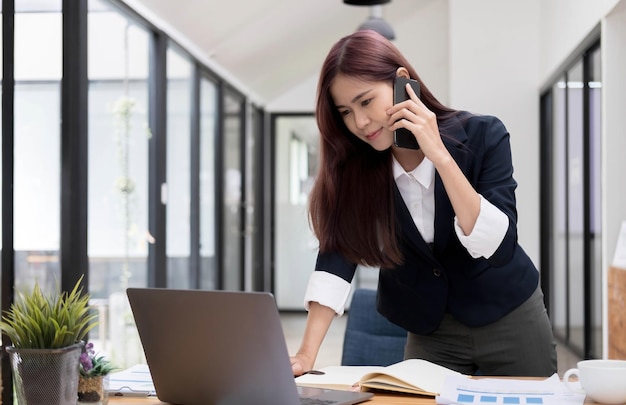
top-left (366, 128), bottom-right (382, 141)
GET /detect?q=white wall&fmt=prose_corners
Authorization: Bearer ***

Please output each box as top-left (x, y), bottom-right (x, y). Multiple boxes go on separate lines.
top-left (539, 0), bottom-right (620, 85)
top-left (387, 0), bottom-right (451, 106)
top-left (602, 0), bottom-right (626, 357)
top-left (448, 0), bottom-right (542, 264)
top-left (604, 0), bottom-right (626, 268)
top-left (267, 74), bottom-right (319, 112)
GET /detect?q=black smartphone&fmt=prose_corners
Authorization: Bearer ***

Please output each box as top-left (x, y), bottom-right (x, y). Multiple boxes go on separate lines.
top-left (393, 77), bottom-right (421, 150)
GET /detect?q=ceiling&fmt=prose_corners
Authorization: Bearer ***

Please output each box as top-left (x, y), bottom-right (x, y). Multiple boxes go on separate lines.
top-left (122, 0), bottom-right (438, 106)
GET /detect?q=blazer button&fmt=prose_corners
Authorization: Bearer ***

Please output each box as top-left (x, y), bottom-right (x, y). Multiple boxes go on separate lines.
top-left (432, 268), bottom-right (441, 277)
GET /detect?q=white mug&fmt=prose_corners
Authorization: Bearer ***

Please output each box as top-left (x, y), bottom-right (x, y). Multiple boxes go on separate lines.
top-left (563, 359), bottom-right (626, 404)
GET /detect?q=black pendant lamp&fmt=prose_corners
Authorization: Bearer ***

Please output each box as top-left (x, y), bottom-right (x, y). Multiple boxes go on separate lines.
top-left (343, 0), bottom-right (395, 40)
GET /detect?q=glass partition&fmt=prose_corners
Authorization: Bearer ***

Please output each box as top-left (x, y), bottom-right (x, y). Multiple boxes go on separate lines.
top-left (551, 76), bottom-right (567, 344)
top-left (14, 1), bottom-right (62, 297)
top-left (88, 0), bottom-right (150, 368)
top-left (273, 115), bottom-right (319, 309)
top-left (588, 46), bottom-right (602, 359)
top-left (199, 76), bottom-right (217, 289)
top-left (166, 45), bottom-right (193, 289)
top-left (566, 60), bottom-right (585, 354)
top-left (222, 89), bottom-right (243, 291)
top-left (541, 39), bottom-right (602, 359)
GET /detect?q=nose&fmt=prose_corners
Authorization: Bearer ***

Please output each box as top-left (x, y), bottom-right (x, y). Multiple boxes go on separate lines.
top-left (353, 109), bottom-right (370, 130)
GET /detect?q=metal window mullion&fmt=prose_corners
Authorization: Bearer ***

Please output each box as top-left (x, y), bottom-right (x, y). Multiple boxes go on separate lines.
top-left (582, 48), bottom-right (593, 359)
top-left (190, 65), bottom-right (201, 289)
top-left (61, 0), bottom-right (89, 293)
top-left (148, 31), bottom-right (167, 288)
top-left (564, 71), bottom-right (571, 344)
top-left (214, 83), bottom-right (225, 290)
top-left (2, 2), bottom-right (16, 404)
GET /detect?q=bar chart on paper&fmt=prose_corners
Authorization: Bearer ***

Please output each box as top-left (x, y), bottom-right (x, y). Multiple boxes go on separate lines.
top-left (455, 392), bottom-right (546, 404)
top-left (436, 375), bottom-right (586, 405)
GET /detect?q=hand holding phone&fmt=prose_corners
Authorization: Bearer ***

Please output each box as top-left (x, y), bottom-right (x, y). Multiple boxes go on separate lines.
top-left (393, 77), bottom-right (421, 150)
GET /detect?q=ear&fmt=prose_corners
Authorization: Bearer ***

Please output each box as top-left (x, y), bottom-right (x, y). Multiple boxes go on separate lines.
top-left (396, 67), bottom-right (410, 79)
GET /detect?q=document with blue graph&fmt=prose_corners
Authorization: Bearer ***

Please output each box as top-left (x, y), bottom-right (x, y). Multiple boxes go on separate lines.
top-left (436, 374), bottom-right (585, 405)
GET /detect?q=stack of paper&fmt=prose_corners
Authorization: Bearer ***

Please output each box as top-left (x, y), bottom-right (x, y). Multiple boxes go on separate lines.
top-left (107, 364), bottom-right (156, 397)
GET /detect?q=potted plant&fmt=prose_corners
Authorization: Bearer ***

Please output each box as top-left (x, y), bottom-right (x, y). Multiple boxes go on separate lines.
top-left (78, 342), bottom-right (116, 404)
top-left (0, 276), bottom-right (98, 405)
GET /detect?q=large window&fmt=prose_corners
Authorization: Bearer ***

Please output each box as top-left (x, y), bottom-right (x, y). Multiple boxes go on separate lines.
top-left (246, 105), bottom-right (264, 291)
top-left (166, 45), bottom-right (193, 289)
top-left (88, 0), bottom-right (150, 368)
top-left (14, 1), bottom-right (62, 296)
top-left (1, 0), bottom-right (264, 393)
top-left (199, 76), bottom-right (218, 289)
top-left (221, 89), bottom-right (244, 291)
top-left (540, 39), bottom-right (602, 359)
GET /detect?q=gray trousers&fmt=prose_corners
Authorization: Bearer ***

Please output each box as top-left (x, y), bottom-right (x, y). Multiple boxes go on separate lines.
top-left (404, 284), bottom-right (557, 376)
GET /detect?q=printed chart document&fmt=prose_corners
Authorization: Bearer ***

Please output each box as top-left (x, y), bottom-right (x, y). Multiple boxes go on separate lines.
top-left (436, 374), bottom-right (586, 405)
top-left (107, 364), bottom-right (156, 397)
top-left (295, 359), bottom-right (464, 396)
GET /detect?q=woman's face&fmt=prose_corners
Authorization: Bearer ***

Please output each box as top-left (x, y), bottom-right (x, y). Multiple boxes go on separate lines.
top-left (330, 74), bottom-right (394, 151)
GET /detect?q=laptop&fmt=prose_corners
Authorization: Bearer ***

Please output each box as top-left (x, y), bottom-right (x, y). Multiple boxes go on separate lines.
top-left (126, 288), bottom-right (373, 405)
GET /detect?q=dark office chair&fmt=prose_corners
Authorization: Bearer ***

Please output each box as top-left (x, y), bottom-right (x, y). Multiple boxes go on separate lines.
top-left (341, 288), bottom-right (408, 366)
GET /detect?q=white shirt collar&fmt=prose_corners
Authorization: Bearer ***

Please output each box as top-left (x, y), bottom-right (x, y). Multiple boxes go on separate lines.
top-left (392, 155), bottom-right (435, 189)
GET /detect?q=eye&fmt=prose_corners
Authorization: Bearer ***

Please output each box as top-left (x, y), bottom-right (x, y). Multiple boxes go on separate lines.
top-left (361, 98), bottom-right (372, 107)
top-left (338, 109), bottom-right (351, 117)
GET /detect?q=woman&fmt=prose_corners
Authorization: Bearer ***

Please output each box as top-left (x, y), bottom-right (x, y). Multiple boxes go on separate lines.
top-left (289, 30), bottom-right (557, 377)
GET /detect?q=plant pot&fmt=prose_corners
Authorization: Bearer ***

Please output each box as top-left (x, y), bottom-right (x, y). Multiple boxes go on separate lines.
top-left (6, 342), bottom-right (83, 405)
top-left (78, 375), bottom-right (107, 404)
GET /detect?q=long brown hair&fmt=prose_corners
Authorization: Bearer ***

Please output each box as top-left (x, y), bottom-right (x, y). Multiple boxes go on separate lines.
top-left (309, 30), bottom-right (456, 268)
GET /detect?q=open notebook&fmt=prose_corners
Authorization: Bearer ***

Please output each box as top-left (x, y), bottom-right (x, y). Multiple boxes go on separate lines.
top-left (126, 288), bottom-right (373, 405)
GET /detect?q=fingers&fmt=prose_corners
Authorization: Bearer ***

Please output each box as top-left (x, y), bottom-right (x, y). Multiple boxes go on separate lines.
top-left (405, 82), bottom-right (419, 101)
top-left (290, 356), bottom-right (310, 377)
top-left (387, 100), bottom-right (426, 132)
top-left (387, 93), bottom-right (439, 152)
top-left (388, 84), bottom-right (424, 119)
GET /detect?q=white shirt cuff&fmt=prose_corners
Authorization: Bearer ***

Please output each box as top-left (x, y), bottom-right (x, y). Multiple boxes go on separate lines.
top-left (303, 271), bottom-right (352, 316)
top-left (454, 195), bottom-right (508, 259)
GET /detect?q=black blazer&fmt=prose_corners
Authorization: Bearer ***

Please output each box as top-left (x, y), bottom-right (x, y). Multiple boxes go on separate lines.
top-left (315, 112), bottom-right (539, 335)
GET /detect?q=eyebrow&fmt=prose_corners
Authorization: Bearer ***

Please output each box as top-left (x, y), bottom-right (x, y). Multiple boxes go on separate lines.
top-left (335, 89), bottom-right (373, 109)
